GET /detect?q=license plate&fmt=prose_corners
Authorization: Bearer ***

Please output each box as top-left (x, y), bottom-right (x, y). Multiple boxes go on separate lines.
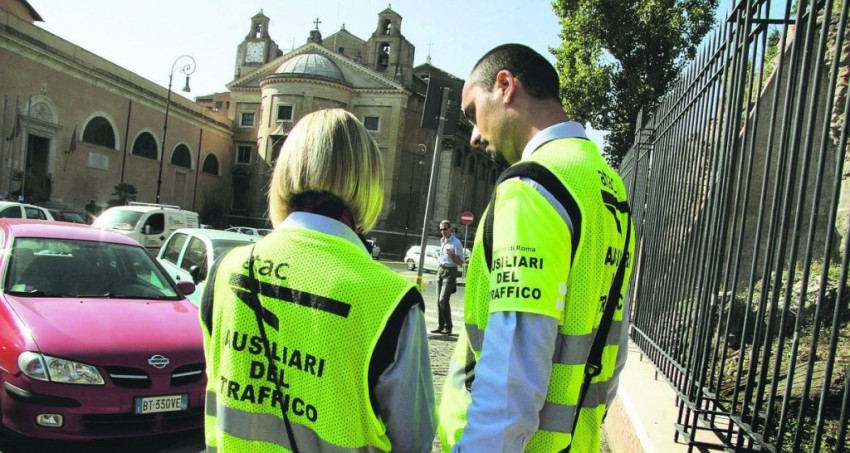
top-left (134, 394), bottom-right (188, 414)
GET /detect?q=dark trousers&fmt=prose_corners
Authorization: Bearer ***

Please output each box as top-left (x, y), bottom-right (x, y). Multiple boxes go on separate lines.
top-left (437, 265), bottom-right (458, 330)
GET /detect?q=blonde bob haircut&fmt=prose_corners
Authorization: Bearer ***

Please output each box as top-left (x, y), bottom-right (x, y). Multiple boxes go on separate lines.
top-left (268, 109), bottom-right (384, 231)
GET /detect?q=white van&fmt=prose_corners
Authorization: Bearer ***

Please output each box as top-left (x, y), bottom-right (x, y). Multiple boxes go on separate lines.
top-left (92, 202), bottom-right (200, 252)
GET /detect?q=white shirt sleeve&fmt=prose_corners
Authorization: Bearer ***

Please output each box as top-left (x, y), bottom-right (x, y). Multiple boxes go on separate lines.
top-left (374, 305), bottom-right (437, 452)
top-left (453, 311), bottom-right (558, 452)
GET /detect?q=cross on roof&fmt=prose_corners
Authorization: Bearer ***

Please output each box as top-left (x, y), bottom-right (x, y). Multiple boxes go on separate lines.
top-left (313, 17), bottom-right (321, 29)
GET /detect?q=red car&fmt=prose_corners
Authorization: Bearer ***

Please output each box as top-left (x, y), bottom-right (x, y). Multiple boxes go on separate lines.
top-left (0, 219), bottom-right (203, 440)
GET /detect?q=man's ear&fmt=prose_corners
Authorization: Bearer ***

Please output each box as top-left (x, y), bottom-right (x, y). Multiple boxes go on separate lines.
top-left (494, 69), bottom-right (517, 104)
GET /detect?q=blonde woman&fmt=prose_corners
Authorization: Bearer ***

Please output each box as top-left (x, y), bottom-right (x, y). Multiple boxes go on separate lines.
top-left (201, 109), bottom-right (436, 452)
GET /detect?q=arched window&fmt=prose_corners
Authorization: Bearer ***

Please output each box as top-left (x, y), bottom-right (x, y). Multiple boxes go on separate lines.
top-left (82, 116), bottom-right (116, 149)
top-left (171, 144), bottom-right (191, 169)
top-left (131, 132), bottom-right (158, 160)
top-left (378, 43), bottom-right (390, 68)
top-left (382, 19), bottom-right (392, 35)
top-left (202, 154), bottom-right (220, 175)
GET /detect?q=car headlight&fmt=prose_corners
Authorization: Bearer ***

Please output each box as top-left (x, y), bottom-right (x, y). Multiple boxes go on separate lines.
top-left (18, 352), bottom-right (104, 385)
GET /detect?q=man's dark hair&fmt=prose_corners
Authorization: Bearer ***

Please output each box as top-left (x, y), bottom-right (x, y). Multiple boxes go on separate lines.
top-left (469, 43), bottom-right (560, 101)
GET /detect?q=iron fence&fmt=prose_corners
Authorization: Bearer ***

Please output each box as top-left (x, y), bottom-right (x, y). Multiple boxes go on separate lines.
top-left (620, 0), bottom-right (850, 451)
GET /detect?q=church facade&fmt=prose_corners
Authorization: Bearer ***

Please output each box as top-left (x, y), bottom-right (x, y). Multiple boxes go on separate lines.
top-left (0, 2), bottom-right (499, 255)
top-left (0, 3), bottom-right (234, 220)
top-left (206, 8), bottom-right (501, 251)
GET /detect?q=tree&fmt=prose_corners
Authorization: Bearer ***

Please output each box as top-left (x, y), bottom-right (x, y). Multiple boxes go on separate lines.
top-left (552, 0), bottom-right (718, 167)
top-left (108, 183), bottom-right (137, 207)
top-left (198, 189), bottom-right (230, 229)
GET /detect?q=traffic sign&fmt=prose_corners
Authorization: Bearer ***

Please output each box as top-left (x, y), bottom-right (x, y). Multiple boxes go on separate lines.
top-left (460, 211), bottom-right (474, 225)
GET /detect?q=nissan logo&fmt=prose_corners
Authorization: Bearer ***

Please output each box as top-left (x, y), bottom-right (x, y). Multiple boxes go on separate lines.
top-left (148, 354), bottom-right (170, 369)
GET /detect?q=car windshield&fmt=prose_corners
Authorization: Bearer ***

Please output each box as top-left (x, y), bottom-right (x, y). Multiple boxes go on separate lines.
top-left (63, 212), bottom-right (87, 223)
top-left (5, 238), bottom-right (181, 299)
top-left (211, 239), bottom-right (253, 260)
top-left (92, 209), bottom-right (143, 231)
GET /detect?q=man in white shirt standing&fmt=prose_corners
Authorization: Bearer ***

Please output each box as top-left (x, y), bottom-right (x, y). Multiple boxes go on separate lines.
top-left (432, 219), bottom-right (465, 335)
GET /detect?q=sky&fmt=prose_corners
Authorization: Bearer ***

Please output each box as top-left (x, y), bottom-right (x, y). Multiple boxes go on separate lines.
top-left (26, 0), bottom-right (609, 145)
top-left (30, 1), bottom-right (566, 95)
top-left (28, 1), bottom-right (593, 135)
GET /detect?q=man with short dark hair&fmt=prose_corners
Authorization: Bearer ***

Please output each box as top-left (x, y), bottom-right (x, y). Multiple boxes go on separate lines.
top-left (432, 219), bottom-right (464, 336)
top-left (84, 199), bottom-right (99, 223)
top-left (438, 44), bottom-right (634, 452)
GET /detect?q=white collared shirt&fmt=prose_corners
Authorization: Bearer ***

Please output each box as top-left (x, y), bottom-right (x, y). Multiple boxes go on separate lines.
top-left (521, 121), bottom-right (589, 160)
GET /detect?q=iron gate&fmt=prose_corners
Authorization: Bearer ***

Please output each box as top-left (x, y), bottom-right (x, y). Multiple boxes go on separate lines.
top-left (620, 0), bottom-right (850, 451)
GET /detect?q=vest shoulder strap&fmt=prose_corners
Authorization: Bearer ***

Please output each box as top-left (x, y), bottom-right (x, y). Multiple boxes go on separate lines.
top-left (483, 161), bottom-right (582, 272)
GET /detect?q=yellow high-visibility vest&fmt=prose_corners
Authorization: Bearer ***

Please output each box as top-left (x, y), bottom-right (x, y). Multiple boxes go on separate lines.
top-left (439, 137), bottom-right (634, 452)
top-left (203, 227), bottom-right (414, 452)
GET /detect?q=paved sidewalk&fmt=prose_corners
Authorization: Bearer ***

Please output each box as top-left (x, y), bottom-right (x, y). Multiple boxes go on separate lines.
top-left (603, 340), bottom-right (723, 453)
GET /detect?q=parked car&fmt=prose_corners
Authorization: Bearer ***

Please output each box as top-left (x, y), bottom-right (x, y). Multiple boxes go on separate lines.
top-left (404, 245), bottom-right (441, 272)
top-left (48, 209), bottom-right (88, 224)
top-left (0, 219), bottom-right (204, 440)
top-left (366, 238), bottom-right (381, 259)
top-left (224, 226), bottom-right (273, 237)
top-left (404, 245), bottom-right (469, 271)
top-left (157, 228), bottom-right (259, 305)
top-left (92, 203), bottom-right (200, 253)
top-left (0, 201), bottom-right (53, 221)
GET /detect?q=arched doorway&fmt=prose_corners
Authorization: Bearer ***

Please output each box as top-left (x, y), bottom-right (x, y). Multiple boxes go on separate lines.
top-left (24, 135), bottom-right (51, 202)
top-left (13, 96), bottom-right (60, 202)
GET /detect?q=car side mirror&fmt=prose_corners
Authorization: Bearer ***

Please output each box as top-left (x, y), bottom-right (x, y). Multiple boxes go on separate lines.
top-left (177, 280), bottom-right (196, 296)
top-left (144, 225), bottom-right (151, 235)
top-left (189, 265), bottom-right (203, 284)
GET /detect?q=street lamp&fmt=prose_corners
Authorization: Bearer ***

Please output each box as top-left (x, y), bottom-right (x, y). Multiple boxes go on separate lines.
top-left (403, 145), bottom-right (427, 248)
top-left (156, 55), bottom-right (196, 205)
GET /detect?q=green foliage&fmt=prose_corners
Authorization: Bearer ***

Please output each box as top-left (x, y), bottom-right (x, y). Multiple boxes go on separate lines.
top-left (762, 29), bottom-right (782, 81)
top-left (199, 192), bottom-right (229, 229)
top-left (108, 183), bottom-right (137, 207)
top-left (551, 0), bottom-right (719, 167)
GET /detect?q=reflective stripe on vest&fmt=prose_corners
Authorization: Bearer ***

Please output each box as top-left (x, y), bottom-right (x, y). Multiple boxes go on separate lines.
top-left (536, 381), bottom-right (608, 433)
top-left (205, 391), bottom-right (386, 453)
top-left (464, 321), bottom-right (623, 366)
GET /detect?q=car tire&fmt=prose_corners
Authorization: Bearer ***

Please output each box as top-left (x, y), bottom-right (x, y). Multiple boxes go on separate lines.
top-left (406, 259), bottom-right (416, 271)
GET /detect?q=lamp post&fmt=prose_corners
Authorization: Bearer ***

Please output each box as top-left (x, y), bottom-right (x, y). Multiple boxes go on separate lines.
top-left (156, 55), bottom-right (196, 205)
top-left (403, 144), bottom-right (427, 248)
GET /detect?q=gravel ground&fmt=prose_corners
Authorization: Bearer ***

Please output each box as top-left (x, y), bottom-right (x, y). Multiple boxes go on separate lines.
top-left (427, 335), bottom-right (455, 452)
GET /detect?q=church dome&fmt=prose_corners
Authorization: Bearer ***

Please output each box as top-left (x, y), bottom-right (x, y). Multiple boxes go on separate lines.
top-left (275, 53), bottom-right (345, 83)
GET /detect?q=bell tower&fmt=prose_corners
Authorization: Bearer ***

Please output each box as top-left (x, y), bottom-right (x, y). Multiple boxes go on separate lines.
top-left (235, 11), bottom-right (281, 78)
top-left (363, 6), bottom-right (414, 86)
